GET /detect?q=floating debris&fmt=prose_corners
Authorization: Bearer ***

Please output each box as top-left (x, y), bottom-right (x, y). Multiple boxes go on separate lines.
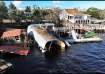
top-left (0, 59), bottom-right (12, 73)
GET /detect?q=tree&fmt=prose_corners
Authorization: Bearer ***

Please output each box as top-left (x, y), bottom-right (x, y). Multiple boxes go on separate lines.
top-left (43, 7), bottom-right (62, 27)
top-left (8, 2), bottom-right (17, 23)
top-left (98, 10), bottom-right (105, 20)
top-left (0, 25), bottom-right (6, 37)
top-left (52, 7), bottom-right (62, 26)
top-left (25, 6), bottom-right (31, 12)
top-left (32, 5), bottom-right (42, 23)
top-left (20, 34), bottom-right (25, 43)
top-left (16, 10), bottom-right (25, 23)
top-left (0, 1), bottom-right (8, 23)
top-left (25, 6), bottom-right (32, 22)
top-left (0, 1), bottom-right (7, 37)
top-left (87, 7), bottom-right (100, 19)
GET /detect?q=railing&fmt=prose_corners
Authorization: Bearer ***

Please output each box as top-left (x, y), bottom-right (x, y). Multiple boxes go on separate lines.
top-left (54, 24), bottom-right (105, 31)
top-left (52, 23), bottom-right (105, 38)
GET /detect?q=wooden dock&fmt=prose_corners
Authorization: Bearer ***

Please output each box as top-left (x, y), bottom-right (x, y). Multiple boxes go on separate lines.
top-left (0, 45), bottom-right (29, 56)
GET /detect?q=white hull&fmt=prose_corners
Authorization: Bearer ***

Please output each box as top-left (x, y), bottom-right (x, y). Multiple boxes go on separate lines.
top-left (66, 30), bottom-right (102, 43)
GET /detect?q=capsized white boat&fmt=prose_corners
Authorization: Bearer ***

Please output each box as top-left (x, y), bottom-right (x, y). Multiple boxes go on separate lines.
top-left (27, 24), bottom-right (70, 53)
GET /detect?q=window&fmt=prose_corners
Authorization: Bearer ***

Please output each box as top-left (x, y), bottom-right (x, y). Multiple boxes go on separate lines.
top-left (81, 20), bottom-right (83, 23)
top-left (75, 16), bottom-right (82, 19)
top-left (86, 20), bottom-right (87, 24)
top-left (70, 16), bottom-right (73, 19)
top-left (88, 20), bottom-right (89, 23)
top-left (78, 20), bottom-right (80, 24)
top-left (68, 16), bottom-right (69, 19)
top-left (68, 16), bottom-right (73, 19)
top-left (83, 20), bottom-right (85, 23)
top-left (76, 20), bottom-right (78, 23)
top-left (15, 36), bottom-right (19, 40)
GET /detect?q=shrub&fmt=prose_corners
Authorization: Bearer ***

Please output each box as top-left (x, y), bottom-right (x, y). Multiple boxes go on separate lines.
top-left (20, 34), bottom-right (25, 42)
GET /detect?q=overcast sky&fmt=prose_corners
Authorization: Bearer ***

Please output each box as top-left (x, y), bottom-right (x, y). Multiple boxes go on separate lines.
top-left (4, 1), bottom-right (105, 10)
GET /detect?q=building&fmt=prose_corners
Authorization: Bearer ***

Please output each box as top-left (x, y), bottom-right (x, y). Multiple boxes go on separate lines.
top-left (1, 29), bottom-right (25, 43)
top-left (24, 12), bottom-right (32, 17)
top-left (59, 8), bottom-right (91, 24)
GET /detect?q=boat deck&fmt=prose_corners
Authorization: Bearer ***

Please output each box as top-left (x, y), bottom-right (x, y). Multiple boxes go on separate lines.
top-left (34, 27), bottom-right (56, 41)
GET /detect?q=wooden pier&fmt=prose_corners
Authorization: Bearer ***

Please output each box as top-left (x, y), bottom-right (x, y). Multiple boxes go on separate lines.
top-left (0, 45), bottom-right (29, 56)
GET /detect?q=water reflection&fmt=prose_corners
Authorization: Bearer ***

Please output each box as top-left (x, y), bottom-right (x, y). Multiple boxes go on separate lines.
top-left (44, 50), bottom-right (61, 60)
top-left (2, 34), bottom-right (105, 73)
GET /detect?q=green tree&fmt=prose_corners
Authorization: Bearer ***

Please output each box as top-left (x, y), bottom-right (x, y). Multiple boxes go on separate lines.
top-left (25, 6), bottom-right (31, 12)
top-left (98, 10), bottom-right (105, 20)
top-left (0, 25), bottom-right (6, 37)
top-left (0, 1), bottom-right (8, 23)
top-left (25, 6), bottom-right (32, 22)
top-left (8, 2), bottom-right (17, 23)
top-left (0, 1), bottom-right (7, 37)
top-left (87, 7), bottom-right (100, 19)
top-left (32, 5), bottom-right (42, 23)
top-left (20, 34), bottom-right (25, 43)
top-left (16, 10), bottom-right (25, 23)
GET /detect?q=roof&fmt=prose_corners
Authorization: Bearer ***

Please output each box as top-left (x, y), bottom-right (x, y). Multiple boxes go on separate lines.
top-left (65, 9), bottom-right (90, 16)
top-left (65, 9), bottom-right (79, 15)
top-left (1, 29), bottom-right (23, 38)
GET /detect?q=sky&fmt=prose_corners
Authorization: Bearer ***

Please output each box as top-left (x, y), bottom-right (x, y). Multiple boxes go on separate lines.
top-left (4, 1), bottom-right (105, 10)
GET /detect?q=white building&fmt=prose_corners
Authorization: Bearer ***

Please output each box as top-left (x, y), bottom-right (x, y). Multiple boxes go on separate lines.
top-left (59, 8), bottom-right (91, 24)
top-left (24, 12), bottom-right (32, 17)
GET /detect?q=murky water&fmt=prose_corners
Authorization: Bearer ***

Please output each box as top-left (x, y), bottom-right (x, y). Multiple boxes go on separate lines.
top-left (1, 34), bottom-right (105, 73)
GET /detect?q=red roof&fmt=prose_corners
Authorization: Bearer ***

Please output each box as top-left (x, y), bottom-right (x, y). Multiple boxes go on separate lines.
top-left (1, 29), bottom-right (22, 38)
top-left (65, 9), bottom-right (79, 15)
top-left (65, 9), bottom-right (90, 16)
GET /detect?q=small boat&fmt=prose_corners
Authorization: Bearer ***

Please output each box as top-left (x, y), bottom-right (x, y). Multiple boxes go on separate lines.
top-left (66, 30), bottom-right (102, 43)
top-left (0, 59), bottom-right (12, 73)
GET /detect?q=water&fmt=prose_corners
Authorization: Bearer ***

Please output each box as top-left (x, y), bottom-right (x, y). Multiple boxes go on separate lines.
top-left (1, 34), bottom-right (105, 73)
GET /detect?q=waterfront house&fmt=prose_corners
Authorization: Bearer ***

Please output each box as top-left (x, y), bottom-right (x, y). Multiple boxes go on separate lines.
top-left (1, 29), bottom-right (25, 43)
top-left (24, 12), bottom-right (32, 18)
top-left (59, 8), bottom-right (91, 24)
